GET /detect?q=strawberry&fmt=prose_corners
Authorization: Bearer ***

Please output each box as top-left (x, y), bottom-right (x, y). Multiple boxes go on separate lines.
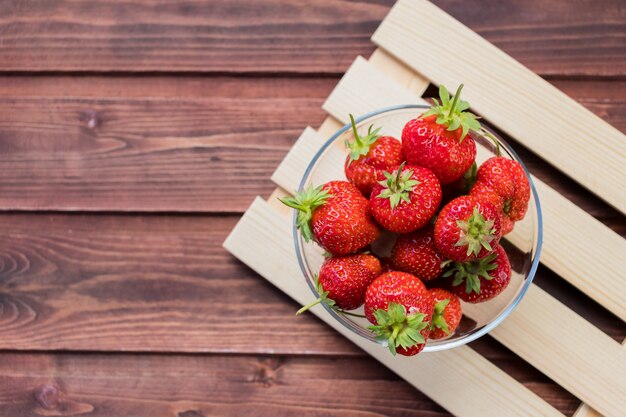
top-left (390, 225), bottom-right (445, 281)
top-left (369, 163), bottom-right (442, 233)
top-left (344, 114), bottom-right (404, 197)
top-left (434, 195), bottom-right (502, 262)
top-left (365, 271), bottom-right (433, 356)
top-left (280, 181), bottom-right (380, 255)
top-left (469, 181), bottom-right (514, 235)
top-left (402, 85), bottom-right (479, 185)
top-left (443, 244), bottom-right (511, 303)
top-left (471, 156), bottom-right (530, 234)
top-left (429, 288), bottom-right (462, 339)
top-left (297, 253), bottom-right (382, 314)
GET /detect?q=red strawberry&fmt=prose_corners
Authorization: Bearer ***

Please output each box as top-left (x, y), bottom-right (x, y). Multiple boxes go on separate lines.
top-left (365, 271), bottom-right (433, 356)
top-left (469, 182), bottom-right (514, 235)
top-left (390, 226), bottom-right (445, 281)
top-left (297, 253), bottom-right (382, 314)
top-left (402, 85), bottom-right (479, 185)
top-left (471, 157), bottom-right (530, 233)
top-left (369, 163), bottom-right (442, 233)
top-left (443, 244), bottom-right (511, 303)
top-left (344, 114), bottom-right (404, 197)
top-left (280, 181), bottom-right (380, 255)
top-left (429, 288), bottom-right (462, 339)
top-left (434, 195), bottom-right (502, 262)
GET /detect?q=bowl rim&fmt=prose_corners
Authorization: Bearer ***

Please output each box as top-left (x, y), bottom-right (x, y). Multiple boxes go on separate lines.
top-left (293, 103), bottom-right (543, 352)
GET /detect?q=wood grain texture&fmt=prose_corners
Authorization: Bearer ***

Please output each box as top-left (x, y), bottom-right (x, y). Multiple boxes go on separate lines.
top-left (0, 0), bottom-right (388, 74)
top-left (224, 197), bottom-right (564, 417)
top-left (0, 76), bottom-right (624, 216)
top-left (1, 0), bottom-right (624, 76)
top-left (432, 0), bottom-right (626, 78)
top-left (0, 213), bottom-right (353, 354)
top-left (319, 56), bottom-right (626, 322)
top-left (0, 78), bottom-right (331, 212)
top-left (373, 0), bottom-right (626, 214)
top-left (0, 351), bottom-right (583, 417)
top-left (571, 340), bottom-right (626, 417)
top-left (2, 352), bottom-right (451, 417)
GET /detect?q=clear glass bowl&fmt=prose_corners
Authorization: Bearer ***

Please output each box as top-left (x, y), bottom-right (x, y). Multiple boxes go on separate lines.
top-left (292, 104), bottom-right (543, 352)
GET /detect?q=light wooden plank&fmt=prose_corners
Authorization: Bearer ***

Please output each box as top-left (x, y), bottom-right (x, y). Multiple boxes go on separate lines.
top-left (369, 49), bottom-right (430, 93)
top-left (372, 0), bottom-right (626, 214)
top-left (223, 196), bottom-right (563, 417)
top-left (574, 403), bottom-right (603, 417)
top-left (572, 340), bottom-right (626, 417)
top-left (271, 127), bottom-right (327, 191)
top-left (320, 55), bottom-right (626, 323)
top-left (272, 57), bottom-right (626, 416)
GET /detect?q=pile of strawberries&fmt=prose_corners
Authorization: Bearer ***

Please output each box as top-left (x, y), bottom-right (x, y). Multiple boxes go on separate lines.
top-left (281, 85), bottom-right (530, 356)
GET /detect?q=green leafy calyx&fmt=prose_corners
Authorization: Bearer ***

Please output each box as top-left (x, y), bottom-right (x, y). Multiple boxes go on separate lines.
top-left (454, 207), bottom-right (497, 257)
top-left (376, 162), bottom-right (420, 210)
top-left (368, 302), bottom-right (428, 355)
top-left (296, 274), bottom-right (336, 315)
top-left (344, 114), bottom-right (381, 163)
top-left (420, 84), bottom-right (481, 141)
top-left (443, 252), bottom-right (498, 294)
top-left (279, 185), bottom-right (331, 242)
top-left (431, 298), bottom-right (450, 334)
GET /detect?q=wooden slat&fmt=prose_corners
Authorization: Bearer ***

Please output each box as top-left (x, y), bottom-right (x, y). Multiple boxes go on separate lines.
top-left (0, 76), bottom-right (337, 99)
top-left (0, 0), bottom-right (383, 74)
top-left (372, 0), bottom-right (626, 214)
top-left (319, 56), bottom-right (626, 323)
top-left (0, 213), bottom-right (356, 355)
top-left (272, 56), bottom-right (626, 417)
top-left (572, 340), bottom-right (626, 417)
top-left (1, 0), bottom-right (624, 77)
top-left (0, 352), bottom-right (460, 417)
top-left (223, 197), bottom-right (564, 417)
top-left (0, 79), bottom-right (330, 212)
top-left (0, 77), bottom-right (624, 220)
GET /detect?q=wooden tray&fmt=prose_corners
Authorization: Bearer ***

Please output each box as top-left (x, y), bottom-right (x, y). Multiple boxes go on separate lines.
top-left (225, 1), bottom-right (626, 416)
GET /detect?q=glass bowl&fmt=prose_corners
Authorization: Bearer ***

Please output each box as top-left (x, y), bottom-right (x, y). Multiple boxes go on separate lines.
top-left (293, 104), bottom-right (543, 352)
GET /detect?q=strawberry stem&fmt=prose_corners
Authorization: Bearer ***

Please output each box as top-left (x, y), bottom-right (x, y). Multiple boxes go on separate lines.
top-left (447, 84), bottom-right (464, 119)
top-left (296, 297), bottom-right (323, 315)
top-left (480, 128), bottom-right (502, 157)
top-left (349, 114), bottom-right (363, 147)
top-left (345, 114), bottom-right (381, 163)
top-left (338, 310), bottom-right (366, 318)
top-left (393, 162), bottom-right (406, 192)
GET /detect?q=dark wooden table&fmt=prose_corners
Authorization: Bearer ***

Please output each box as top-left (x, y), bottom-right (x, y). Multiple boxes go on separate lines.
top-left (0, 1), bottom-right (624, 416)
